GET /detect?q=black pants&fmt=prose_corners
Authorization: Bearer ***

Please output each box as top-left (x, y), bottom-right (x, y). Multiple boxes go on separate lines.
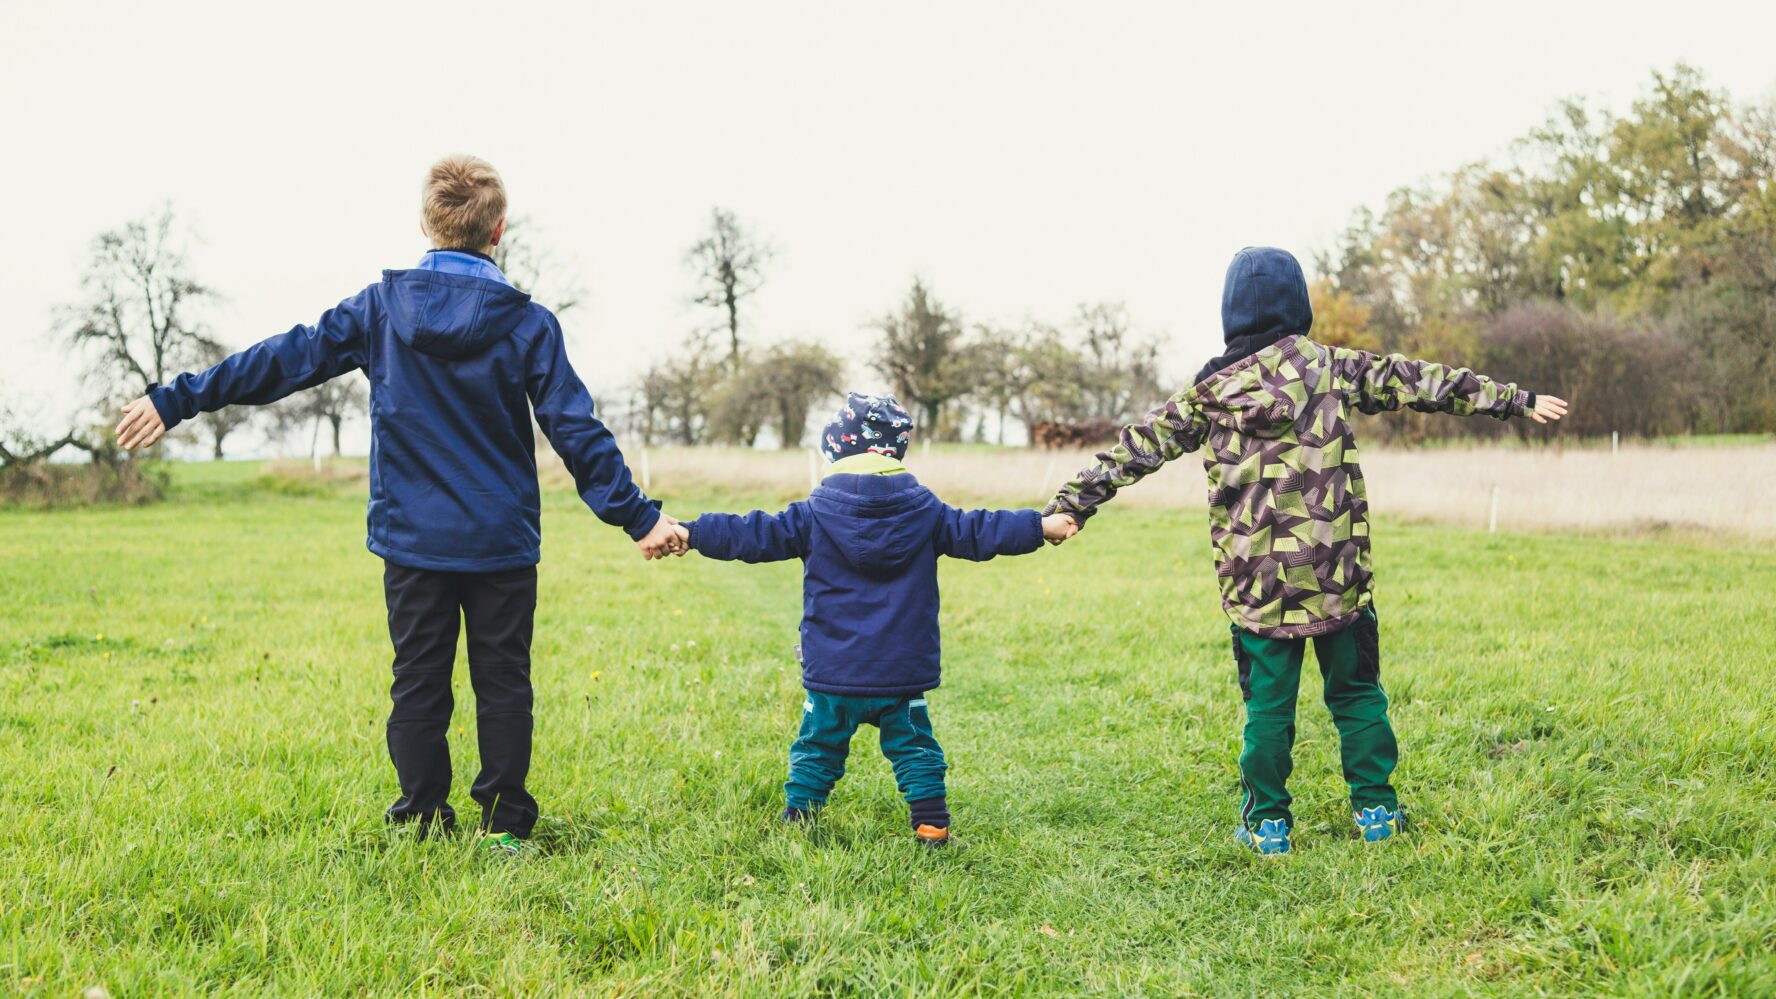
top-left (383, 563), bottom-right (539, 838)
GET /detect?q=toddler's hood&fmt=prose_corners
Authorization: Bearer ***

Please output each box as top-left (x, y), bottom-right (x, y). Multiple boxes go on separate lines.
top-left (807, 473), bottom-right (942, 578)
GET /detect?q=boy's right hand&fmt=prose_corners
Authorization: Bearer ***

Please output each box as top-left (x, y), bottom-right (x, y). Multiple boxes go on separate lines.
top-left (1529, 395), bottom-right (1568, 425)
top-left (115, 396), bottom-right (167, 450)
top-left (1042, 513), bottom-right (1079, 546)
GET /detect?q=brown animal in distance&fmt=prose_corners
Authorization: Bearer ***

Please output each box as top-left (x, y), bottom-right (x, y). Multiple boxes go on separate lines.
top-left (1030, 420), bottom-right (1118, 450)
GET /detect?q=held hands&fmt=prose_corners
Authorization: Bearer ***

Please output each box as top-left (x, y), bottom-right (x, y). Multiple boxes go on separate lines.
top-left (115, 397), bottom-right (167, 450)
top-left (1042, 513), bottom-right (1079, 546)
top-left (637, 515), bottom-right (691, 560)
top-left (1529, 395), bottom-right (1568, 425)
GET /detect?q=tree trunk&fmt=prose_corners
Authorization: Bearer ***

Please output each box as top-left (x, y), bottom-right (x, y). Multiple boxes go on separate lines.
top-left (329, 416), bottom-right (344, 457)
top-left (726, 287), bottom-right (741, 372)
top-left (212, 437), bottom-right (225, 461)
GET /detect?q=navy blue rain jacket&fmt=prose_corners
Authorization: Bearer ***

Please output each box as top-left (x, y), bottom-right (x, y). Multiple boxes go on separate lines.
top-left (148, 269), bottom-right (659, 572)
top-left (687, 472), bottom-right (1043, 697)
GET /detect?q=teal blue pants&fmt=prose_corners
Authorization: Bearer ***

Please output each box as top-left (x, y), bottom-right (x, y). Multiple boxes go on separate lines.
top-left (785, 691), bottom-right (947, 811)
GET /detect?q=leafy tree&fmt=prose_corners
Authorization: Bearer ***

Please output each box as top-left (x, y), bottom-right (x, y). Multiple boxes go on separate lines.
top-left (752, 341), bottom-right (844, 448)
top-left (1307, 278), bottom-right (1378, 351)
top-left (872, 279), bottom-right (970, 438)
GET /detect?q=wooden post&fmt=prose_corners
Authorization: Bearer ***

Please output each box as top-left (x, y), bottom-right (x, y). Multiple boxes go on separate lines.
top-left (1611, 431), bottom-right (1619, 455)
top-left (1488, 484), bottom-right (1500, 534)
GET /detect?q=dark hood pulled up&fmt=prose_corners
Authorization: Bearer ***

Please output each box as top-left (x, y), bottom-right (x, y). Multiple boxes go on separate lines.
top-left (1193, 246), bottom-right (1313, 385)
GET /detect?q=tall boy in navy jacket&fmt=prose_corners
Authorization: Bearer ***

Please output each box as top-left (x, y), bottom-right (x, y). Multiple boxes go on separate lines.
top-left (114, 155), bottom-right (686, 853)
top-left (681, 394), bottom-right (1077, 846)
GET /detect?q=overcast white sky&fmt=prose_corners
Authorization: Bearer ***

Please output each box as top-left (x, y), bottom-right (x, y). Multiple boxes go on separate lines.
top-left (3, 0), bottom-right (1773, 451)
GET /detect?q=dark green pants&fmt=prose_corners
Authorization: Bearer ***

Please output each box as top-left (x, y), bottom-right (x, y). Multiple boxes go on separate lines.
top-left (1232, 607), bottom-right (1397, 829)
top-left (785, 691), bottom-right (946, 811)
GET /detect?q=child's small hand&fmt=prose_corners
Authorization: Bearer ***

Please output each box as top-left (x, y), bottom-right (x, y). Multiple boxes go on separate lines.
top-left (1529, 395), bottom-right (1568, 425)
top-left (638, 516), bottom-right (692, 560)
top-left (1042, 513), bottom-right (1079, 546)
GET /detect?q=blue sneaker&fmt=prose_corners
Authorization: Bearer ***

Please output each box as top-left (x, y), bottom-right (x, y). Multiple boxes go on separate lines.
top-left (1235, 818), bottom-right (1291, 855)
top-left (1354, 805), bottom-right (1401, 842)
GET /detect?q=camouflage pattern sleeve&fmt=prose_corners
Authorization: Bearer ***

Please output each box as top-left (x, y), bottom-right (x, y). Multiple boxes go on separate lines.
top-left (1332, 347), bottom-right (1530, 420)
top-left (1042, 391), bottom-right (1210, 527)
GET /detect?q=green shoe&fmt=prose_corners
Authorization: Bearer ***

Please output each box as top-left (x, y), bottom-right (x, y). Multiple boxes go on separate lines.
top-left (478, 831), bottom-right (527, 856)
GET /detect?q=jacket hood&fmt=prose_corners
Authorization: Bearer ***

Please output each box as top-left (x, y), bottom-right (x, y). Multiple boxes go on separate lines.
top-left (1190, 334), bottom-right (1308, 440)
top-left (1194, 247), bottom-right (1313, 384)
top-left (807, 472), bottom-right (942, 578)
top-left (382, 269), bottom-right (534, 360)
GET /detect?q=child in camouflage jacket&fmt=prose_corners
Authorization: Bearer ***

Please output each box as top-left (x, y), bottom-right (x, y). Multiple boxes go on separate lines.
top-left (1045, 247), bottom-right (1567, 854)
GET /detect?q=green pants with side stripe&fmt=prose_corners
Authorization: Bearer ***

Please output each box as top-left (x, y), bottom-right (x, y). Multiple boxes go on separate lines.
top-left (784, 691), bottom-right (947, 810)
top-left (1232, 607), bottom-right (1398, 830)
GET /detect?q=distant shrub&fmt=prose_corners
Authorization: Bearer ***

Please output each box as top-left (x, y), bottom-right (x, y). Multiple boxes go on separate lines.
top-left (0, 449), bottom-right (166, 508)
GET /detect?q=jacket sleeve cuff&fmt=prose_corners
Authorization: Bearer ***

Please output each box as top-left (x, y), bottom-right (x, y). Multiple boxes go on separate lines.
top-left (623, 500), bottom-right (663, 542)
top-left (147, 385), bottom-right (185, 431)
top-left (1020, 509), bottom-right (1044, 552)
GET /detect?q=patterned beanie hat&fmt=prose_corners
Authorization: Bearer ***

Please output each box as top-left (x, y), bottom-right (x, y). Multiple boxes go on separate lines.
top-left (821, 392), bottom-right (914, 462)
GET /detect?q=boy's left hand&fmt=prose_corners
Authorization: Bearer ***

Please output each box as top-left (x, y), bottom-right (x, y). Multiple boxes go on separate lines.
top-left (1042, 513), bottom-right (1078, 546)
top-left (1529, 395), bottom-right (1568, 425)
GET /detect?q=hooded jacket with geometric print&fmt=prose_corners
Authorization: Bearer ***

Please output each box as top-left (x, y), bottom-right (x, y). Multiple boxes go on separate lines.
top-left (1044, 333), bottom-right (1532, 639)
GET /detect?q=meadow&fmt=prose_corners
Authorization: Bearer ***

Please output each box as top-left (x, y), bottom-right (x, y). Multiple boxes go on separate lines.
top-left (2, 453), bottom-right (1774, 996)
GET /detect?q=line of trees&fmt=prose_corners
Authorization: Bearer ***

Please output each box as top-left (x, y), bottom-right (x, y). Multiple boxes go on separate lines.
top-left (631, 210), bottom-right (1170, 448)
top-left (1319, 64), bottom-right (1776, 440)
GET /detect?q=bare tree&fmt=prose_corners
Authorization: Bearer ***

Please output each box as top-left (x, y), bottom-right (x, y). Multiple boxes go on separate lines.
top-left (685, 208), bottom-right (773, 372)
top-left (636, 331), bottom-right (722, 445)
top-left (261, 377), bottom-right (368, 459)
top-left (1074, 301), bottom-right (1166, 424)
top-left (491, 214), bottom-right (586, 315)
top-left (64, 206), bottom-right (221, 401)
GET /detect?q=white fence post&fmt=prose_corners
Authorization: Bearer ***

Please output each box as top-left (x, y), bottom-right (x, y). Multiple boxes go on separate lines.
top-left (1488, 483), bottom-right (1500, 534)
top-left (1611, 431), bottom-right (1619, 455)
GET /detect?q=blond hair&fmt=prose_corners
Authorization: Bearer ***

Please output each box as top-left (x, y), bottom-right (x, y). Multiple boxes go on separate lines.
top-left (421, 155), bottom-right (507, 251)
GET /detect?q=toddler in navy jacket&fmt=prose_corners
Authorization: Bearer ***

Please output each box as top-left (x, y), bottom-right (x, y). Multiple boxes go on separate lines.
top-left (683, 393), bottom-right (1076, 845)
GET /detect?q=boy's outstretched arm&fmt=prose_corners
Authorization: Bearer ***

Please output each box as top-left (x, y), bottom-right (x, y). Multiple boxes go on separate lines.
top-left (1333, 347), bottom-right (1566, 423)
top-left (935, 506), bottom-right (1044, 561)
top-left (686, 503), bottom-right (813, 563)
top-left (1042, 389), bottom-right (1210, 530)
top-left (525, 317), bottom-right (671, 551)
top-left (116, 289), bottom-right (373, 449)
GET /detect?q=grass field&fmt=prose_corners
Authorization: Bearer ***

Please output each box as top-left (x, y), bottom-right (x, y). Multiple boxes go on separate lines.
top-left (3, 459), bottom-right (1774, 996)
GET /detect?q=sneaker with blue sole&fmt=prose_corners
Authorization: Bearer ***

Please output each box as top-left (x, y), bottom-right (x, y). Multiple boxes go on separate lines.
top-left (1354, 805), bottom-right (1401, 842)
top-left (1235, 818), bottom-right (1291, 855)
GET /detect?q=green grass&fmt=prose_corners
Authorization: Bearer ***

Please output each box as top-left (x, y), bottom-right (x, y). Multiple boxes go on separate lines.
top-left (3, 463), bottom-right (1773, 996)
